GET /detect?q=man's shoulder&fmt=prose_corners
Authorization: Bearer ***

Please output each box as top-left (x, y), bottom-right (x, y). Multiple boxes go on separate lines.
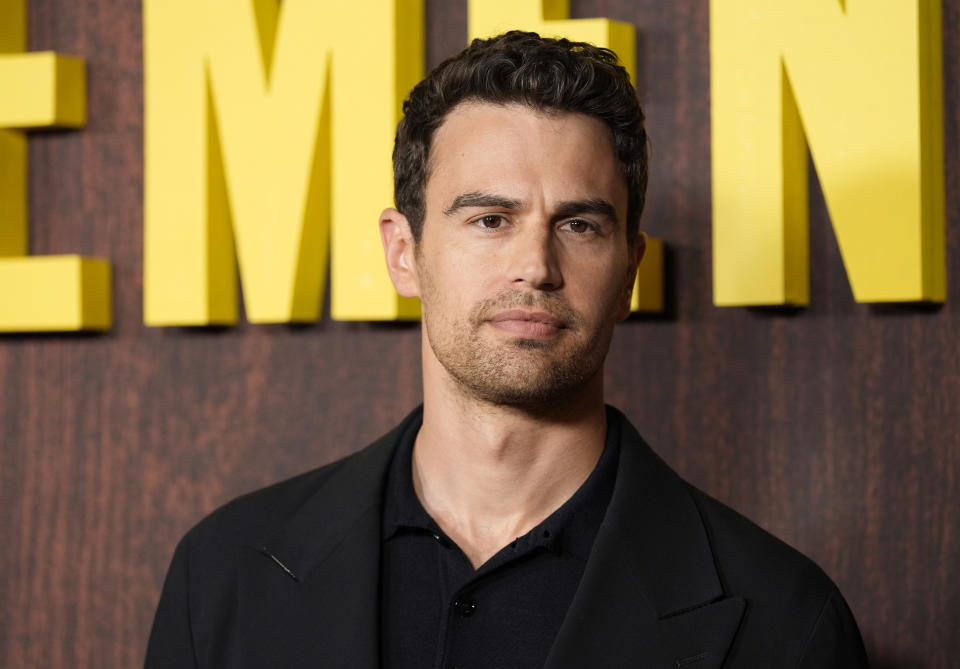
top-left (612, 408), bottom-right (840, 602)
top-left (685, 484), bottom-right (837, 599)
top-left (185, 452), bottom-right (357, 549)
top-left (610, 408), bottom-right (866, 666)
top-left (146, 414), bottom-right (415, 668)
top-left (178, 408), bottom-right (418, 562)
top-left (681, 479), bottom-right (866, 666)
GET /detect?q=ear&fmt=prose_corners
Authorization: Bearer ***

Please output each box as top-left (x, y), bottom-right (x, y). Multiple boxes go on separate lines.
top-left (380, 208), bottom-right (421, 298)
top-left (618, 231), bottom-right (646, 320)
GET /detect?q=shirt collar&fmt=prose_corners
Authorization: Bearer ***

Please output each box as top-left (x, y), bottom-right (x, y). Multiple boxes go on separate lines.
top-left (381, 408), bottom-right (621, 564)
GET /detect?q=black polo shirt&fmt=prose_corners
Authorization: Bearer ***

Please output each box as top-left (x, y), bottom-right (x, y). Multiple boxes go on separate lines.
top-left (380, 415), bottom-right (620, 669)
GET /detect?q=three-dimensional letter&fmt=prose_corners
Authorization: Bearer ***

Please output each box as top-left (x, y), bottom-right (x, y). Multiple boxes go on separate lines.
top-left (711, 0), bottom-right (945, 305)
top-left (0, 0), bottom-right (109, 332)
top-left (144, 0), bottom-right (423, 324)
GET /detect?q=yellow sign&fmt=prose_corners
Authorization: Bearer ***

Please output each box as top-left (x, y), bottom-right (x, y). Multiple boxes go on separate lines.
top-left (711, 0), bottom-right (945, 305)
top-left (469, 0), bottom-right (637, 83)
top-left (144, 0), bottom-right (424, 325)
top-left (0, 0), bottom-right (110, 332)
top-left (3, 2), bottom-right (946, 332)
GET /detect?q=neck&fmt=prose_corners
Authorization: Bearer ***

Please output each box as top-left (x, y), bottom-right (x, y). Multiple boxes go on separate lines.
top-left (413, 351), bottom-right (607, 569)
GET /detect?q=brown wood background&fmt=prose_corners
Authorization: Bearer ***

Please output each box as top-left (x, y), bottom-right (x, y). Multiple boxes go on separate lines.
top-left (1, 0), bottom-right (957, 666)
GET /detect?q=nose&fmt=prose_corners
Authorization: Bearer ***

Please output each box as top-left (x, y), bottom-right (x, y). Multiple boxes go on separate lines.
top-left (509, 223), bottom-right (563, 290)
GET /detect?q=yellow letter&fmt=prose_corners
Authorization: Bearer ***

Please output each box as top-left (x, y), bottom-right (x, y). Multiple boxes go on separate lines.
top-left (0, 0), bottom-right (110, 332)
top-left (469, 0), bottom-right (635, 82)
top-left (711, 0), bottom-right (945, 305)
top-left (631, 237), bottom-right (663, 313)
top-left (469, 0), bottom-right (661, 312)
top-left (144, 0), bottom-right (423, 325)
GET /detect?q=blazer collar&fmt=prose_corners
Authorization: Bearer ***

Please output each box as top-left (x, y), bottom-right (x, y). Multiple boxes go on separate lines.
top-left (260, 409), bottom-right (419, 581)
top-left (233, 408), bottom-right (420, 669)
top-left (544, 406), bottom-right (745, 669)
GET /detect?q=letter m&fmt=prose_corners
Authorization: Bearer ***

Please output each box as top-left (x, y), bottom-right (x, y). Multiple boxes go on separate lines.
top-left (711, 0), bottom-right (945, 305)
top-left (144, 0), bottom-right (422, 324)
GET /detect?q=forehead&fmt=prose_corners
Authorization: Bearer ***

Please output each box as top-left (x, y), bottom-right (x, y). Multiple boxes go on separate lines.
top-left (424, 102), bottom-right (626, 215)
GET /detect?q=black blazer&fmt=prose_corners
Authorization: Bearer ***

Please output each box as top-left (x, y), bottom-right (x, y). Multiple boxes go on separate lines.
top-left (145, 407), bottom-right (868, 668)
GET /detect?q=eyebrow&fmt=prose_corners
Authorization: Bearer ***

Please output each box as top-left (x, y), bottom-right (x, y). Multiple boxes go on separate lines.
top-left (443, 192), bottom-right (619, 224)
top-left (552, 198), bottom-right (619, 224)
top-left (443, 192), bottom-right (523, 216)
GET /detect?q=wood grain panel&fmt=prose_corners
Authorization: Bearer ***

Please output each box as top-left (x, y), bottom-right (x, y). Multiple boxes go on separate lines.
top-left (1, 0), bottom-right (957, 667)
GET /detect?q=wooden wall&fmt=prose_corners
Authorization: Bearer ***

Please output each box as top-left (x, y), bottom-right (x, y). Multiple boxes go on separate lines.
top-left (1, 0), bottom-right (957, 666)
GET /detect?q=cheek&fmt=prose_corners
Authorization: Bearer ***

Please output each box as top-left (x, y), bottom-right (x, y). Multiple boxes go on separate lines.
top-left (418, 254), bottom-right (479, 317)
top-left (437, 248), bottom-right (500, 298)
top-left (568, 258), bottom-right (631, 321)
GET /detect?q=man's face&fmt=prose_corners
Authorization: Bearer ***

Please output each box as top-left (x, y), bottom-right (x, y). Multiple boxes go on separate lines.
top-left (410, 102), bottom-right (640, 407)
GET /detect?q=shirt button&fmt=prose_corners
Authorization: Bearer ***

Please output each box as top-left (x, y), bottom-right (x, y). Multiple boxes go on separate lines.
top-left (454, 598), bottom-right (477, 617)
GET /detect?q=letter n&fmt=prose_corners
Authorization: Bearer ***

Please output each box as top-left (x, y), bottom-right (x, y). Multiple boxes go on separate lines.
top-left (711, 0), bottom-right (945, 305)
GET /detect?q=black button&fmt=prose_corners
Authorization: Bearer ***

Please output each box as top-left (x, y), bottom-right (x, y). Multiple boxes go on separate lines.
top-left (454, 599), bottom-right (477, 617)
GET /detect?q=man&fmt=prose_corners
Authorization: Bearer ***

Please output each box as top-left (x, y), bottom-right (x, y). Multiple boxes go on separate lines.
top-left (146, 31), bottom-right (868, 668)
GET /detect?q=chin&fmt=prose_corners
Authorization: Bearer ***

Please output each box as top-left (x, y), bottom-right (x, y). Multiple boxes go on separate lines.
top-left (509, 337), bottom-right (554, 350)
top-left (455, 361), bottom-right (602, 407)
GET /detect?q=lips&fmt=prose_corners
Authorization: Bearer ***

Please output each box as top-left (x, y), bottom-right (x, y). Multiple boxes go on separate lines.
top-left (487, 309), bottom-right (567, 340)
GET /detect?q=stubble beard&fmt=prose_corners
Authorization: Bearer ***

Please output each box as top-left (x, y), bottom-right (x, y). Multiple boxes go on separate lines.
top-left (423, 288), bottom-right (616, 408)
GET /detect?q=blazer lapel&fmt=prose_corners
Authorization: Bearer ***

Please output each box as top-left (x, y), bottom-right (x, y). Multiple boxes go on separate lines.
top-left (544, 408), bottom-right (745, 669)
top-left (231, 411), bottom-right (420, 669)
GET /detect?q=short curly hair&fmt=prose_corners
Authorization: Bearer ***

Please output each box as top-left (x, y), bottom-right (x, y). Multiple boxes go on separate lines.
top-left (393, 30), bottom-right (648, 245)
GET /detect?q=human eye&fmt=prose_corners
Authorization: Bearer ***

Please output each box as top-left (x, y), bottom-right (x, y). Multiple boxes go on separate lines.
top-left (559, 218), bottom-right (598, 235)
top-left (472, 214), bottom-right (507, 231)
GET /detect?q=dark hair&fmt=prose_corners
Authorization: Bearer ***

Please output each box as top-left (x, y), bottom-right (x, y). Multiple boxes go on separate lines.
top-left (393, 30), bottom-right (648, 245)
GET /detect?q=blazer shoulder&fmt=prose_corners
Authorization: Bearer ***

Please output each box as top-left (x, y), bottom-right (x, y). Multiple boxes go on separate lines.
top-left (687, 486), bottom-right (834, 595)
top-left (188, 454), bottom-right (348, 544)
top-left (167, 407), bottom-right (420, 577)
top-left (146, 414), bottom-right (417, 667)
top-left (685, 486), bottom-right (868, 667)
top-left (183, 427), bottom-right (397, 556)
